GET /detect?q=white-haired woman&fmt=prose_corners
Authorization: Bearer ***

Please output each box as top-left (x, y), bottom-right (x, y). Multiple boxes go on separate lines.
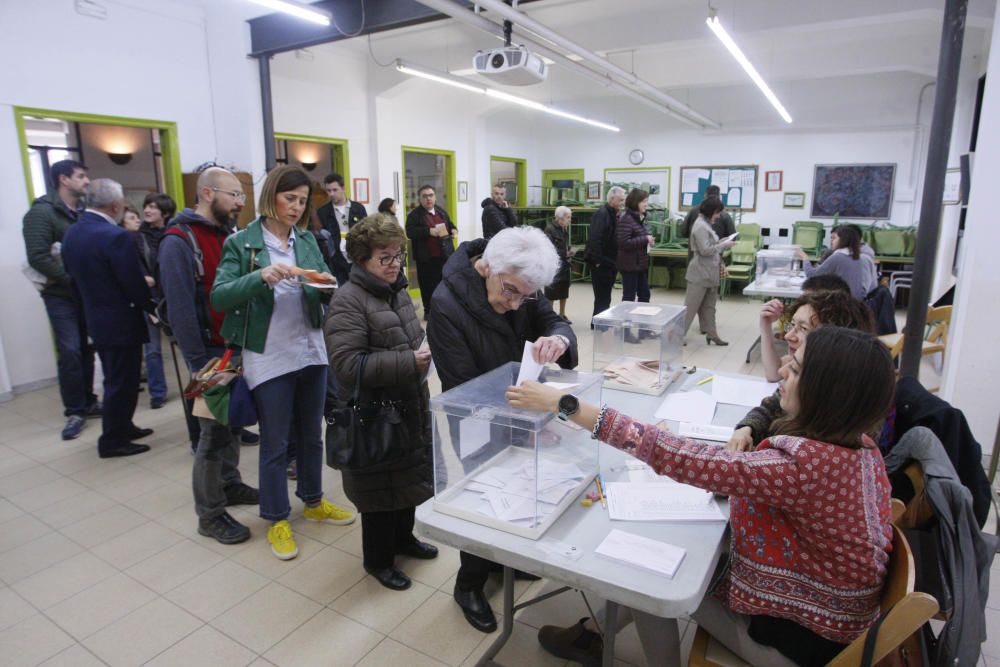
top-left (543, 205), bottom-right (575, 321)
top-left (427, 226), bottom-right (579, 634)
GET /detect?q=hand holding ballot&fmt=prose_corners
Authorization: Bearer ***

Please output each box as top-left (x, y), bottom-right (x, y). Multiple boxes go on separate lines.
top-left (533, 335), bottom-right (569, 364)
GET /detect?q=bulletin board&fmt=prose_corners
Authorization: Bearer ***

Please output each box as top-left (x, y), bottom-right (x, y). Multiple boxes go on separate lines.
top-left (810, 163), bottom-right (896, 219)
top-left (678, 165), bottom-right (758, 212)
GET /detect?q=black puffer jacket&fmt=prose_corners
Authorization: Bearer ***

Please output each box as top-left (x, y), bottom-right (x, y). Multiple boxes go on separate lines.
top-left (481, 197), bottom-right (517, 239)
top-left (325, 263), bottom-right (432, 513)
top-left (427, 239), bottom-right (577, 392)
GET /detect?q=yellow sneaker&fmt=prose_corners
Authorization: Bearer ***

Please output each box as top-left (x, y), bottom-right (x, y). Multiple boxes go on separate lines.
top-left (267, 520), bottom-right (298, 560)
top-left (303, 498), bottom-right (356, 525)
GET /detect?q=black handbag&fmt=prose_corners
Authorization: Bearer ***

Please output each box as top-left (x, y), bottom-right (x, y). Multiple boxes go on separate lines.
top-left (325, 353), bottom-right (409, 470)
top-left (440, 234), bottom-right (455, 258)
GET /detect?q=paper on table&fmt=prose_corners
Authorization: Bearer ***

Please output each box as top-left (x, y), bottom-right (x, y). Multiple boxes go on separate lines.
top-left (678, 422), bottom-right (734, 443)
top-left (654, 390), bottom-right (717, 424)
top-left (629, 305), bottom-right (662, 316)
top-left (711, 376), bottom-right (779, 407)
top-left (516, 341), bottom-right (544, 386)
top-left (459, 418), bottom-right (491, 459)
top-left (595, 529), bottom-right (686, 578)
top-left (627, 463), bottom-right (673, 484)
top-left (605, 482), bottom-right (726, 522)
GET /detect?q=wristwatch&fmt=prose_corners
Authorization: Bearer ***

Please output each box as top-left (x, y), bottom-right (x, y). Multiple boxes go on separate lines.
top-left (557, 394), bottom-right (580, 421)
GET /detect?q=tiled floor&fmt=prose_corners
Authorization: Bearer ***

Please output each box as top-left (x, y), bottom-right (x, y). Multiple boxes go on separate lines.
top-left (0, 283), bottom-right (994, 666)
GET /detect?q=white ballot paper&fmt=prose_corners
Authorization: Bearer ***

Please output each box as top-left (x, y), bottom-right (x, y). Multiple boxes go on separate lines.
top-left (629, 305), bottom-right (662, 317)
top-left (711, 376), bottom-right (779, 407)
top-left (654, 390), bottom-right (717, 424)
top-left (516, 341), bottom-right (544, 386)
top-left (459, 418), bottom-right (491, 459)
top-left (543, 381), bottom-right (578, 391)
top-left (605, 482), bottom-right (726, 522)
top-left (678, 422), bottom-right (734, 443)
top-left (595, 529), bottom-right (686, 578)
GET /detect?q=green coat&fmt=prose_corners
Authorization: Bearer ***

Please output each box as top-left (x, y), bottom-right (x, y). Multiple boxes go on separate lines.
top-left (211, 218), bottom-right (329, 353)
top-left (22, 193), bottom-right (79, 299)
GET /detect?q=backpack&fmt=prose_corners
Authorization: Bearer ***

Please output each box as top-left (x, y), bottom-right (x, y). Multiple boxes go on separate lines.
top-left (153, 222), bottom-right (214, 346)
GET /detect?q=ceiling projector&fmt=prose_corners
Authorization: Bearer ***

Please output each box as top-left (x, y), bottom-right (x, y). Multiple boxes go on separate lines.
top-left (473, 46), bottom-right (547, 85)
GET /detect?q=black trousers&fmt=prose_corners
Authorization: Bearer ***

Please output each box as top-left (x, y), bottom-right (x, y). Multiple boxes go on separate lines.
top-left (94, 344), bottom-right (142, 455)
top-left (591, 264), bottom-right (618, 323)
top-left (415, 258), bottom-right (446, 315)
top-left (457, 551), bottom-right (499, 591)
top-left (361, 507), bottom-right (417, 570)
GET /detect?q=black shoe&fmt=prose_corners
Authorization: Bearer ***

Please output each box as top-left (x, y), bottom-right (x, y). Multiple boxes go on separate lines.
top-left (397, 540), bottom-right (438, 560)
top-left (538, 619), bottom-right (603, 667)
top-left (240, 429), bottom-right (259, 445)
top-left (198, 511), bottom-right (250, 544)
top-left (84, 401), bottom-right (103, 418)
top-left (99, 443), bottom-right (150, 458)
top-left (365, 566), bottom-right (412, 591)
top-left (128, 426), bottom-right (154, 440)
top-left (150, 397), bottom-right (166, 409)
top-left (454, 585), bottom-right (497, 633)
top-left (224, 483), bottom-right (260, 506)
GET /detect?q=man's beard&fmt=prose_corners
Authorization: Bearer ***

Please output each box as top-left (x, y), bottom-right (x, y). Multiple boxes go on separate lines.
top-left (210, 200), bottom-right (239, 229)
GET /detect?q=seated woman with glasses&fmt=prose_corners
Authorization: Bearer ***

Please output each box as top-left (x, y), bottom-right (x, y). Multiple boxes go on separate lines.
top-left (326, 214), bottom-right (438, 592)
top-left (427, 226), bottom-right (578, 634)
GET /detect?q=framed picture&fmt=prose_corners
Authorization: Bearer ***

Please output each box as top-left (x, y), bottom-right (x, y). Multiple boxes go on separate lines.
top-left (783, 192), bottom-right (806, 208)
top-left (458, 181), bottom-right (468, 202)
top-left (586, 181), bottom-right (602, 200)
top-left (943, 168), bottom-right (961, 205)
top-left (765, 170), bottom-right (783, 192)
top-left (352, 177), bottom-right (369, 204)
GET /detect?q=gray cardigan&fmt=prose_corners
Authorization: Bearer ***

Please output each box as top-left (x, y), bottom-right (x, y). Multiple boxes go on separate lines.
top-left (686, 217), bottom-right (726, 287)
top-left (804, 250), bottom-right (876, 299)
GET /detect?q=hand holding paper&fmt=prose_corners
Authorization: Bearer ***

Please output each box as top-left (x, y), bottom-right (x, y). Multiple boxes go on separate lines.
top-left (516, 341), bottom-right (545, 386)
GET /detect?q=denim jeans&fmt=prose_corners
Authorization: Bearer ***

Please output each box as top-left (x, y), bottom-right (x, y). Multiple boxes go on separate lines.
top-left (252, 364), bottom-right (327, 521)
top-left (193, 416), bottom-right (242, 520)
top-left (42, 294), bottom-right (97, 416)
top-left (144, 318), bottom-right (167, 401)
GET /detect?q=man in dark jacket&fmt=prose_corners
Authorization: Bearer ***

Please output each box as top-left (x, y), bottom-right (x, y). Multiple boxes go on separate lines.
top-left (317, 173), bottom-right (367, 284)
top-left (682, 185), bottom-right (735, 240)
top-left (61, 179), bottom-right (153, 459)
top-left (428, 228), bottom-right (577, 634)
top-left (22, 159), bottom-right (100, 440)
top-left (584, 185), bottom-right (626, 325)
top-left (159, 167), bottom-right (258, 544)
top-left (405, 185), bottom-right (457, 317)
top-left (481, 184), bottom-right (517, 239)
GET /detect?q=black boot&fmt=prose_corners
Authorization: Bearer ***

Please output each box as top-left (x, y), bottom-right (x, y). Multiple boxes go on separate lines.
top-left (453, 585), bottom-right (497, 633)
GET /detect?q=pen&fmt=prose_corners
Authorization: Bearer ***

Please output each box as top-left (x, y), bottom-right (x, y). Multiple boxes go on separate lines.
top-left (697, 375), bottom-right (715, 386)
top-left (596, 474), bottom-right (607, 509)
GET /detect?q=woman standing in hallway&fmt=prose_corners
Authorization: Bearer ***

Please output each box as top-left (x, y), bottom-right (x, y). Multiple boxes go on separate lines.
top-left (615, 189), bottom-right (654, 303)
top-left (683, 197), bottom-right (735, 345)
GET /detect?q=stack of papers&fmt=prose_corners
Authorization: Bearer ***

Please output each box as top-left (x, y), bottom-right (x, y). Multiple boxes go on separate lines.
top-left (595, 529), bottom-right (686, 578)
top-left (605, 482), bottom-right (726, 522)
top-left (604, 359), bottom-right (661, 389)
top-left (711, 376), bottom-right (778, 407)
top-left (467, 459), bottom-right (588, 522)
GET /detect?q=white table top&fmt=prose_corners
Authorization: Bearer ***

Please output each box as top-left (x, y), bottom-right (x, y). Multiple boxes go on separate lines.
top-left (742, 278), bottom-right (804, 299)
top-left (416, 369), bottom-right (773, 618)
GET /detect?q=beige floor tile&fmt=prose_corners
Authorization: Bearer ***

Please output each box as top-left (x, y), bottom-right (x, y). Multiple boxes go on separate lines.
top-left (389, 591), bottom-right (489, 666)
top-left (7, 475), bottom-right (88, 512)
top-left (230, 531), bottom-right (325, 579)
top-left (261, 608), bottom-right (383, 667)
top-left (212, 582), bottom-right (322, 654)
top-left (59, 504), bottom-right (147, 549)
top-left (12, 551), bottom-right (117, 609)
top-left (0, 586), bottom-right (37, 631)
top-left (0, 450), bottom-right (38, 479)
top-left (98, 467), bottom-right (173, 503)
top-left (83, 597), bottom-right (202, 667)
top-left (288, 514), bottom-right (357, 545)
top-left (90, 520), bottom-right (184, 569)
top-left (276, 544), bottom-right (365, 605)
top-left (0, 513), bottom-right (53, 553)
top-left (0, 463), bottom-right (61, 496)
top-left (0, 530), bottom-right (83, 585)
top-left (0, 498), bottom-right (24, 523)
top-left (166, 560), bottom-right (270, 622)
top-left (70, 457), bottom-right (138, 488)
top-left (46, 572), bottom-right (157, 640)
top-left (462, 620), bottom-right (567, 667)
top-left (332, 521), bottom-right (363, 557)
top-left (0, 420), bottom-right (58, 447)
top-left (45, 449), bottom-right (106, 476)
top-left (30, 488), bottom-right (117, 530)
top-left (331, 575), bottom-right (434, 634)
top-left (145, 624), bottom-right (257, 666)
top-left (401, 540), bottom-right (462, 589)
top-left (38, 643), bottom-right (107, 667)
top-left (133, 480), bottom-right (192, 518)
top-left (126, 537), bottom-right (225, 594)
top-left (248, 660), bottom-right (276, 667)
top-left (154, 502), bottom-right (208, 540)
top-left (0, 613), bottom-right (75, 667)
top-left (356, 638), bottom-right (449, 667)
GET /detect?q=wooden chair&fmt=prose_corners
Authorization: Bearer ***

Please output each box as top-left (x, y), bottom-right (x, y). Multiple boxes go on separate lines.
top-left (878, 305), bottom-right (951, 379)
top-left (688, 525), bottom-right (938, 667)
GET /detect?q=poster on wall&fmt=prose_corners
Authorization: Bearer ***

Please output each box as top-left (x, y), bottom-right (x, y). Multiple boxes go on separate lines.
top-left (810, 164), bottom-right (895, 218)
top-left (353, 177), bottom-right (370, 204)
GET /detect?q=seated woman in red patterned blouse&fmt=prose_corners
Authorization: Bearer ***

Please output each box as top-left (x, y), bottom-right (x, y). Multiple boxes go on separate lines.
top-left (507, 326), bottom-right (896, 667)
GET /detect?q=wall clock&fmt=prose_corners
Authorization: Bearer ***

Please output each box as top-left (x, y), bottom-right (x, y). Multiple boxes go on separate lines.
top-left (628, 149), bottom-right (644, 165)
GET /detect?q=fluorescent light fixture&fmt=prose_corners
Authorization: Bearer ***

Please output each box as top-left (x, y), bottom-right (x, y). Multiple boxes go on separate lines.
top-left (706, 12), bottom-right (792, 124)
top-left (395, 60), bottom-right (619, 132)
top-left (248, 0), bottom-right (331, 26)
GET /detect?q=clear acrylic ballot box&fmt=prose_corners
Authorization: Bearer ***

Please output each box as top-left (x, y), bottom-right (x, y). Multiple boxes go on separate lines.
top-left (755, 246), bottom-right (806, 289)
top-left (592, 303), bottom-right (686, 396)
top-left (430, 362), bottom-right (602, 540)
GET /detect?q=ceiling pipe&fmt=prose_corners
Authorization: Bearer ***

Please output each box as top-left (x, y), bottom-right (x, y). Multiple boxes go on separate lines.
top-left (415, 0), bottom-right (707, 128)
top-left (471, 0), bottom-right (719, 129)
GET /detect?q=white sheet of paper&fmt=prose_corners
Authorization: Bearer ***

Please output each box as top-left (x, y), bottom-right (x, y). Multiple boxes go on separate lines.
top-left (723, 233), bottom-right (739, 243)
top-left (629, 305), bottom-right (662, 316)
top-left (516, 341), bottom-right (544, 386)
top-left (543, 381), bottom-right (578, 391)
top-left (726, 188), bottom-right (741, 207)
top-left (459, 418), bottom-right (492, 459)
top-left (729, 170), bottom-right (743, 188)
top-left (678, 422), bottom-right (734, 442)
top-left (711, 169), bottom-right (729, 189)
top-left (681, 171), bottom-right (701, 193)
top-left (711, 376), bottom-right (779, 407)
top-left (595, 529), bottom-right (687, 578)
top-left (627, 464), bottom-right (673, 484)
top-left (605, 482), bottom-right (726, 522)
top-left (654, 390), bottom-right (717, 424)
top-left (682, 192), bottom-right (694, 207)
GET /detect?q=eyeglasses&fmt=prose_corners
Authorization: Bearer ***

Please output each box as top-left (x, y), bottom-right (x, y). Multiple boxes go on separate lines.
top-left (783, 320), bottom-right (810, 336)
top-left (211, 187), bottom-right (246, 203)
top-left (376, 252), bottom-right (406, 266)
top-left (497, 274), bottom-right (537, 303)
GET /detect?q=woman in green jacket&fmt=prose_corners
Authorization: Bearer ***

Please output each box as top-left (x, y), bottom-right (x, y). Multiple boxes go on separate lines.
top-left (211, 166), bottom-right (355, 561)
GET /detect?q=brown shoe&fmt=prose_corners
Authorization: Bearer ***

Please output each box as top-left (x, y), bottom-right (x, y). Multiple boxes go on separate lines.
top-left (537, 618), bottom-right (603, 666)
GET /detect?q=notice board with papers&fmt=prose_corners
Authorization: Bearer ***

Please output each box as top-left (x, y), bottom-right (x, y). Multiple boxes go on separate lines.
top-left (678, 165), bottom-right (759, 212)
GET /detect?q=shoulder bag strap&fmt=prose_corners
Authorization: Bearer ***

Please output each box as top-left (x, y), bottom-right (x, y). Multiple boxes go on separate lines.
top-left (859, 602), bottom-right (895, 667)
top-left (351, 353), bottom-right (368, 404)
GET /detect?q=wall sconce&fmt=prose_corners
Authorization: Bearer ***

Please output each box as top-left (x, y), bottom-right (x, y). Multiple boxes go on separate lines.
top-left (107, 152), bottom-right (133, 165)
top-left (300, 161), bottom-right (317, 171)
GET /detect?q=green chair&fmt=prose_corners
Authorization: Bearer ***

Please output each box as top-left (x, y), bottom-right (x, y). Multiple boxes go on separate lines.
top-left (722, 241), bottom-right (756, 296)
top-left (873, 228), bottom-right (906, 256)
top-left (792, 222), bottom-right (825, 257)
top-left (736, 223), bottom-right (762, 249)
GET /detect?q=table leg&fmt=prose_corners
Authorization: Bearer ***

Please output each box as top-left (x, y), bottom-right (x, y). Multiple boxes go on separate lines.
top-left (602, 601), bottom-right (618, 667)
top-left (475, 566), bottom-right (515, 667)
top-left (634, 614), bottom-right (682, 666)
top-left (745, 334), bottom-right (761, 364)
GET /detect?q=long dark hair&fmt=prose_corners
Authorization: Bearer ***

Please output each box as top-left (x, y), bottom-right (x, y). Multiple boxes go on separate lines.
top-left (624, 188), bottom-right (649, 213)
top-left (833, 224), bottom-right (862, 260)
top-left (772, 327), bottom-right (894, 448)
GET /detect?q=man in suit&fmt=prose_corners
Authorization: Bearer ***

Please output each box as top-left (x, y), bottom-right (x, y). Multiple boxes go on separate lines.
top-left (316, 173), bottom-right (367, 285)
top-left (62, 179), bottom-right (154, 458)
top-left (405, 184), bottom-right (457, 317)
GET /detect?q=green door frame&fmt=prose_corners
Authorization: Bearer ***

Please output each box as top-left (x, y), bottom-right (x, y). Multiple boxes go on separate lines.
top-left (274, 132), bottom-right (350, 185)
top-left (401, 145), bottom-right (456, 221)
top-left (490, 155), bottom-right (527, 207)
top-left (13, 106), bottom-right (184, 207)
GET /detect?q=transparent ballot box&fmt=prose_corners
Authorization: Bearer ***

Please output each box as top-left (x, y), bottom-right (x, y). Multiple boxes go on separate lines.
top-left (592, 303), bottom-right (686, 396)
top-left (755, 245), bottom-right (806, 289)
top-left (430, 362), bottom-right (602, 540)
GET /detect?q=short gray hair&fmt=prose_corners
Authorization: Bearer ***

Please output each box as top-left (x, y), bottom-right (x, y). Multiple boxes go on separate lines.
top-left (606, 186), bottom-right (626, 201)
top-left (554, 206), bottom-right (572, 221)
top-left (483, 226), bottom-right (560, 291)
top-left (87, 178), bottom-right (124, 210)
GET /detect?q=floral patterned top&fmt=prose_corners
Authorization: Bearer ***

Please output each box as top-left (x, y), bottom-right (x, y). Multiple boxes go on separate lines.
top-left (596, 407), bottom-right (893, 644)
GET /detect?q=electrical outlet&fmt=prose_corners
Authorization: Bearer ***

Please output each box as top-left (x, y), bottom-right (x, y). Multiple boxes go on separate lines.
top-left (778, 228), bottom-right (789, 237)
